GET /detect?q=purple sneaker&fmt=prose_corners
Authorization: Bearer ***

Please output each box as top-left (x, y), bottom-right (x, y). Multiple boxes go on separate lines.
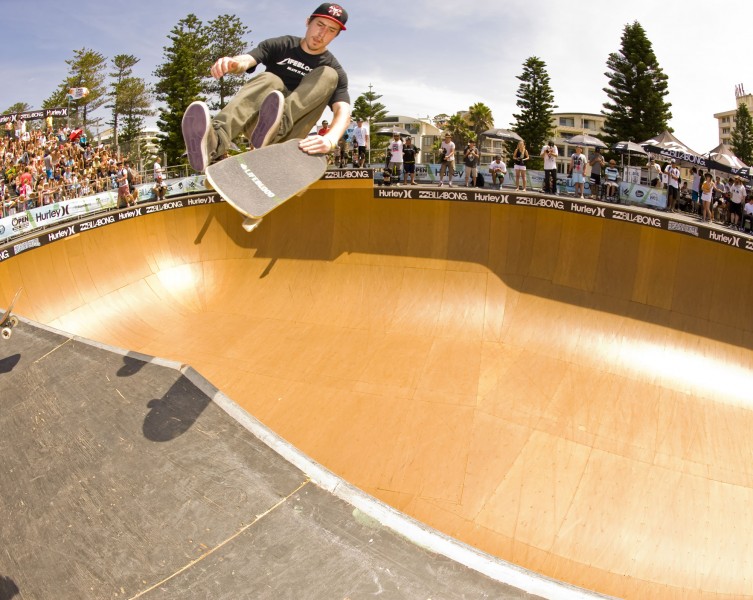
top-left (251, 90), bottom-right (284, 149)
top-left (182, 101), bottom-right (216, 172)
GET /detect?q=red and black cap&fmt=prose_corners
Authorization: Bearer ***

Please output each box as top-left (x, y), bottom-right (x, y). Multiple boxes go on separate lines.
top-left (310, 3), bottom-right (348, 30)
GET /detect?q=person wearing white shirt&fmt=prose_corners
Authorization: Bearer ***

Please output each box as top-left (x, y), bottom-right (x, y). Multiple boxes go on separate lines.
top-left (729, 176), bottom-right (747, 230)
top-left (489, 155), bottom-right (507, 189)
top-left (352, 118), bottom-right (369, 167)
top-left (438, 133), bottom-right (456, 187)
top-left (540, 141), bottom-right (558, 194)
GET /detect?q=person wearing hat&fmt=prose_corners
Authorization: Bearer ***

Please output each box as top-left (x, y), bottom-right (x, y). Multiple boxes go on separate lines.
top-left (352, 117), bottom-right (369, 167)
top-left (604, 159), bottom-right (620, 202)
top-left (437, 133), bottom-right (456, 187)
top-left (387, 131), bottom-right (404, 184)
top-left (182, 3), bottom-right (351, 172)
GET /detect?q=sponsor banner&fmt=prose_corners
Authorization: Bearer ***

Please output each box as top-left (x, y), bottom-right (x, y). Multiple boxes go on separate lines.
top-left (0, 107), bottom-right (68, 125)
top-left (0, 175), bottom-right (209, 244)
top-left (322, 168), bottom-right (374, 180)
top-left (372, 186), bottom-right (753, 253)
top-left (0, 192), bottom-right (220, 263)
top-left (618, 182), bottom-right (667, 210)
top-left (0, 191), bottom-right (118, 242)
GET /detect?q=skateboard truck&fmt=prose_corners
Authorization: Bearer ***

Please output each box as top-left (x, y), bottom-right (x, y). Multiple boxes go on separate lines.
top-left (1, 287), bottom-right (22, 340)
top-left (242, 217), bottom-right (262, 233)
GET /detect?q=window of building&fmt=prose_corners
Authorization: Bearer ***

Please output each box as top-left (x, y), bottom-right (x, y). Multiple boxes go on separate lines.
top-left (559, 117), bottom-right (575, 127)
top-left (583, 119), bottom-right (596, 130)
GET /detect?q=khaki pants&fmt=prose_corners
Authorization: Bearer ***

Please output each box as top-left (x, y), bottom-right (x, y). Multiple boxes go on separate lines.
top-left (212, 66), bottom-right (338, 158)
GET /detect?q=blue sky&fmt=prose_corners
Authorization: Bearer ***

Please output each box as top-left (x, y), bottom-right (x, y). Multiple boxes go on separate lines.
top-left (0, 0), bottom-right (749, 153)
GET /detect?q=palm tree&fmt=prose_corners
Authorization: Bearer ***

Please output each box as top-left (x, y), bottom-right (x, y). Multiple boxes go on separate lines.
top-left (468, 102), bottom-right (493, 142)
top-left (445, 113), bottom-right (472, 148)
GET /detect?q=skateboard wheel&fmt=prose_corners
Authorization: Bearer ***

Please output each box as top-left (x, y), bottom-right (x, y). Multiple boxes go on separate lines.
top-left (9, 316), bottom-right (18, 327)
top-left (242, 217), bottom-right (262, 233)
top-left (203, 177), bottom-right (214, 191)
top-left (1, 327), bottom-right (11, 340)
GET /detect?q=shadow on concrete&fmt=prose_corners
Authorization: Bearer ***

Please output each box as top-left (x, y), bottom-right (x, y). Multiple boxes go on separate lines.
top-left (117, 354), bottom-right (147, 378)
top-left (142, 376), bottom-right (211, 442)
top-left (0, 576), bottom-right (19, 600)
top-left (0, 354), bottom-right (20, 375)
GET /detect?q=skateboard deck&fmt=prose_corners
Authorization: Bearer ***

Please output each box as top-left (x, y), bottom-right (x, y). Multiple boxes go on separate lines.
top-left (205, 139), bottom-right (328, 230)
top-left (1, 287), bottom-right (22, 340)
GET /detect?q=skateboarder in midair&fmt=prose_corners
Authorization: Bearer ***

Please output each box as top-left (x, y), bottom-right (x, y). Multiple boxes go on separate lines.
top-left (182, 3), bottom-right (351, 173)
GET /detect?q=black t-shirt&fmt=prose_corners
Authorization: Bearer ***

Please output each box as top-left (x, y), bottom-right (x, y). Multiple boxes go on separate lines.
top-left (402, 146), bottom-right (418, 164)
top-left (248, 35), bottom-right (350, 107)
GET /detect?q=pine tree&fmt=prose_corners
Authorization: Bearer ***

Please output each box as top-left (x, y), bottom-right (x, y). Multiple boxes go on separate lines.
top-left (108, 54), bottom-right (140, 151)
top-left (117, 77), bottom-right (154, 163)
top-left (45, 48), bottom-right (108, 131)
top-left (206, 14), bottom-right (252, 110)
top-left (154, 14), bottom-right (211, 165)
top-left (352, 86), bottom-right (388, 156)
top-left (731, 103), bottom-right (753, 165)
top-left (4, 102), bottom-right (32, 114)
top-left (509, 57), bottom-right (556, 170)
top-left (601, 21), bottom-right (672, 145)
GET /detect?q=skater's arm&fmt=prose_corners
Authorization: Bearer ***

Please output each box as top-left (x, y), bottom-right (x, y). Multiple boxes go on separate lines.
top-left (210, 55), bottom-right (257, 79)
top-left (299, 100), bottom-right (351, 155)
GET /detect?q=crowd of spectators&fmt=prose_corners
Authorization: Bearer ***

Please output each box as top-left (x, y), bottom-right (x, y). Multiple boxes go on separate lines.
top-left (0, 121), bottom-right (146, 218)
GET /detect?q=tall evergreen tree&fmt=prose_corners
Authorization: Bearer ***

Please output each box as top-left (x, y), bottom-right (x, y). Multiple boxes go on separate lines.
top-left (206, 14), bottom-right (252, 110)
top-left (352, 86), bottom-right (389, 156)
top-left (509, 56), bottom-right (556, 169)
top-left (467, 102), bottom-right (493, 143)
top-left (118, 77), bottom-right (154, 162)
top-left (154, 14), bottom-right (211, 165)
top-left (45, 48), bottom-right (108, 131)
top-left (108, 54), bottom-right (140, 151)
top-left (352, 86), bottom-right (388, 132)
top-left (4, 102), bottom-right (32, 114)
top-left (731, 103), bottom-right (753, 165)
top-left (601, 21), bottom-right (672, 145)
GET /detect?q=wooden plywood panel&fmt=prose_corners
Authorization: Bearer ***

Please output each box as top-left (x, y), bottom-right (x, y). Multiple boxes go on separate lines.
top-left (3, 187), bottom-right (753, 599)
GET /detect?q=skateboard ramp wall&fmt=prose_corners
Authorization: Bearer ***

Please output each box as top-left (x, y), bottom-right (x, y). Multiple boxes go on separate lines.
top-left (2, 181), bottom-right (753, 599)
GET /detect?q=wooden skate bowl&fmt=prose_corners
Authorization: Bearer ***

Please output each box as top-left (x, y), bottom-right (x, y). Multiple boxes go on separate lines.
top-left (3, 181), bottom-right (753, 600)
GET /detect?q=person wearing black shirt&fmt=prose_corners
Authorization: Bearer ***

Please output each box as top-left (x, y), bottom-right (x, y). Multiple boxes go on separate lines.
top-left (402, 137), bottom-right (419, 185)
top-left (182, 3), bottom-right (351, 172)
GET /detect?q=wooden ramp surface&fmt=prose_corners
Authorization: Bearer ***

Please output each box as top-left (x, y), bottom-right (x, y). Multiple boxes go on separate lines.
top-left (2, 182), bottom-right (753, 599)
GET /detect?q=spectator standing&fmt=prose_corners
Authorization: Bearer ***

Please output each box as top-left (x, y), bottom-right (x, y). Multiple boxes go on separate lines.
top-left (666, 160), bottom-right (680, 212)
top-left (352, 118), bottom-right (369, 167)
top-left (690, 167), bottom-right (701, 215)
top-left (153, 159), bottom-right (164, 183)
top-left (648, 158), bottom-right (662, 187)
top-left (489, 155), bottom-right (507, 189)
top-left (402, 136), bottom-right (418, 185)
top-left (570, 145), bottom-right (587, 198)
top-left (116, 161), bottom-right (133, 208)
top-left (512, 140), bottom-right (529, 191)
top-left (700, 173), bottom-right (717, 223)
top-left (540, 141), bottom-right (558, 194)
top-left (463, 140), bottom-right (479, 187)
top-left (387, 132), bottom-right (403, 185)
top-left (589, 149), bottom-right (604, 199)
top-left (317, 120), bottom-right (330, 137)
top-left (437, 133), bottom-right (455, 187)
top-left (743, 196), bottom-right (753, 232)
top-left (728, 176), bottom-right (746, 230)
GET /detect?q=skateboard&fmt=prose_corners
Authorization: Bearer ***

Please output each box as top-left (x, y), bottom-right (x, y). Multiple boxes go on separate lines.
top-left (205, 139), bottom-right (328, 232)
top-left (1, 287), bottom-right (22, 340)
